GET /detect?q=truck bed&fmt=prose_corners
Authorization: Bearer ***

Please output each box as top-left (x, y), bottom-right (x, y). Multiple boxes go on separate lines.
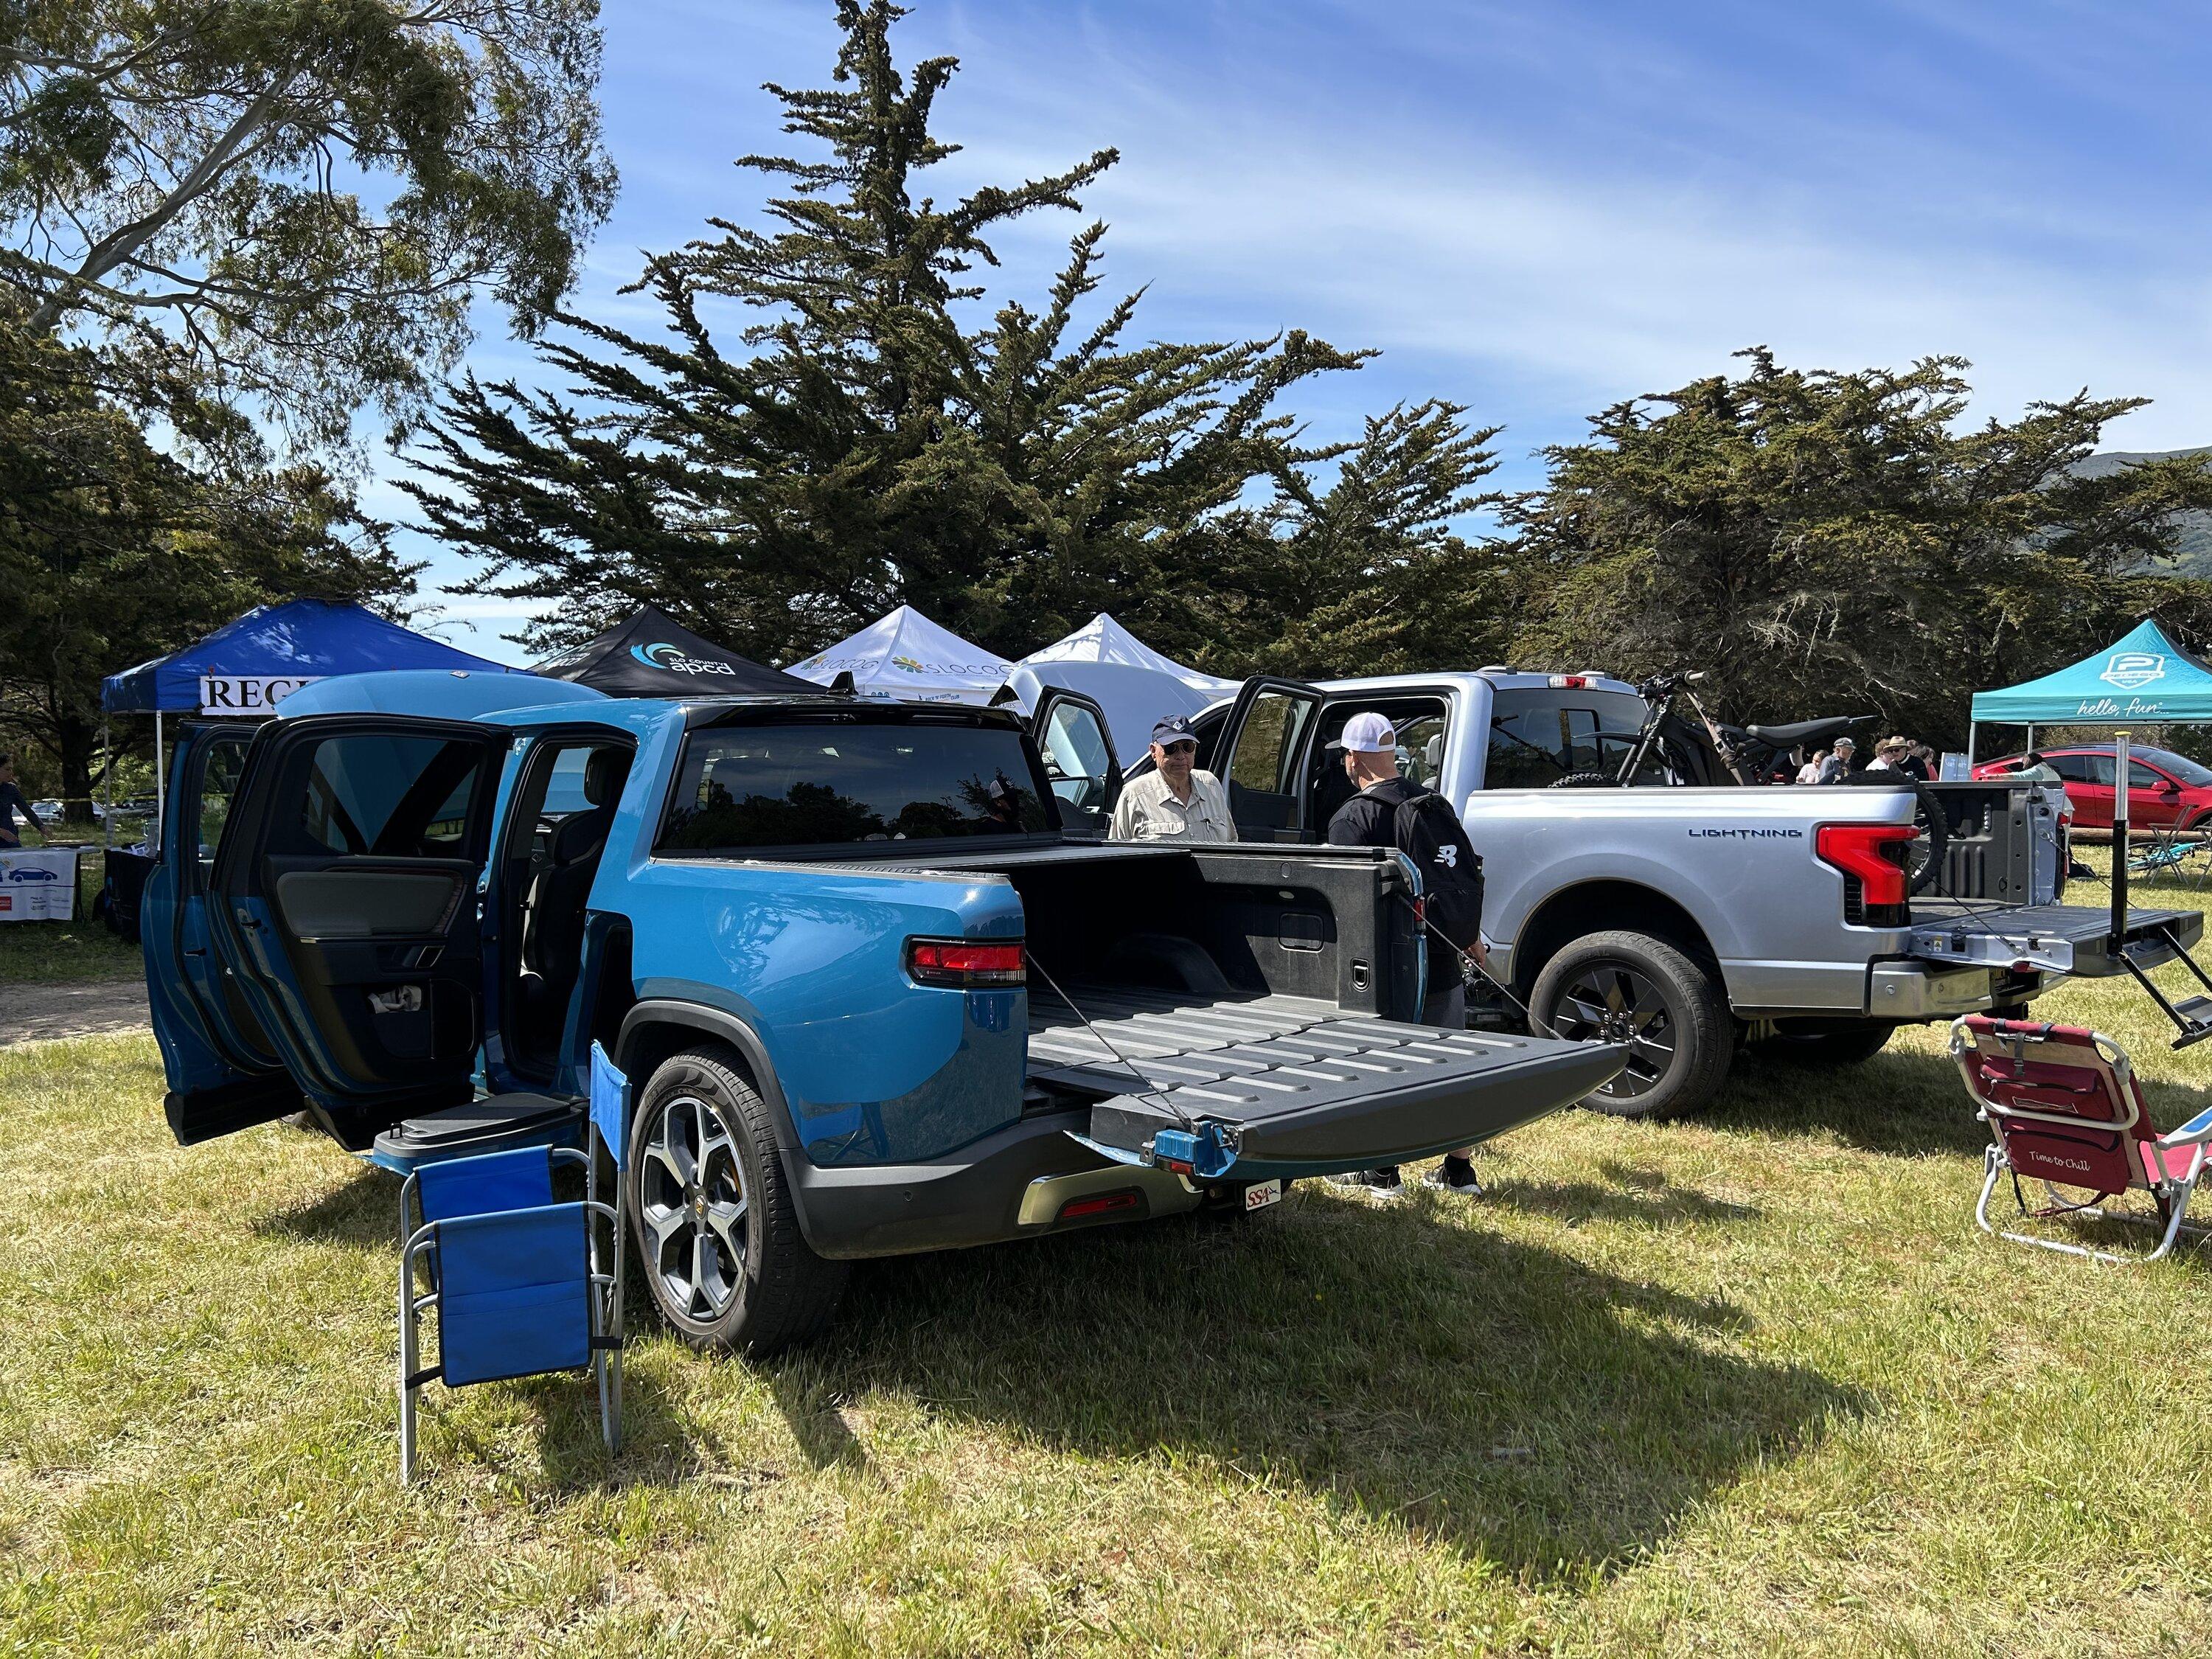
top-left (1028, 981), bottom-right (1623, 1179)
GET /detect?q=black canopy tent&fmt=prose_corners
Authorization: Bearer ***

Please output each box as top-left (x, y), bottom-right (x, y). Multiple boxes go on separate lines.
top-left (533, 606), bottom-right (813, 697)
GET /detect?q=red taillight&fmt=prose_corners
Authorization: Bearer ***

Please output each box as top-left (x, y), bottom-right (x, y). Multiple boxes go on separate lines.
top-left (1057, 1190), bottom-right (1140, 1221)
top-left (905, 936), bottom-right (1026, 987)
top-left (1816, 823), bottom-right (1918, 907)
top-left (1548, 674), bottom-right (1590, 689)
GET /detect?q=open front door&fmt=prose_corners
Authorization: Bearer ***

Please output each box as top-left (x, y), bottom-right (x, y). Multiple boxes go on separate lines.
top-left (207, 714), bottom-right (510, 1147)
top-left (1213, 676), bottom-right (1326, 842)
top-left (1029, 686), bottom-right (1122, 836)
top-left (143, 721), bottom-right (303, 1144)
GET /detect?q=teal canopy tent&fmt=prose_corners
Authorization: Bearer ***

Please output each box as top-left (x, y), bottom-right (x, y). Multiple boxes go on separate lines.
top-left (1969, 619), bottom-right (2212, 759)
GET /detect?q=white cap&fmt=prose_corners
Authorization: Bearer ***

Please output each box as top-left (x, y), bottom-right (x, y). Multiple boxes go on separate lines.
top-left (1329, 711), bottom-right (1397, 754)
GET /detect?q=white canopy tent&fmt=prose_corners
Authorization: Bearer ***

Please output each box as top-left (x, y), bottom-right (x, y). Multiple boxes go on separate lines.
top-left (1006, 613), bottom-right (1241, 761)
top-left (1018, 612), bottom-right (1239, 699)
top-left (787, 605), bottom-right (1013, 704)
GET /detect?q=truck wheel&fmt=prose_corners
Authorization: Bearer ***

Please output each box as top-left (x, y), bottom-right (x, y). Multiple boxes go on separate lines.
top-left (1530, 931), bottom-right (1732, 1119)
top-left (627, 1044), bottom-right (849, 1356)
top-left (1751, 1019), bottom-right (1897, 1065)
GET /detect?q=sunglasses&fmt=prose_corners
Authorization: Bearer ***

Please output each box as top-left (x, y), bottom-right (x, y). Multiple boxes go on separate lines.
top-left (1159, 740), bottom-right (1197, 756)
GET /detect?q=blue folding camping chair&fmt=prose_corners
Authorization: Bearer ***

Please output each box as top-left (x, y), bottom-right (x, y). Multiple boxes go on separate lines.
top-left (396, 1046), bottom-right (632, 1483)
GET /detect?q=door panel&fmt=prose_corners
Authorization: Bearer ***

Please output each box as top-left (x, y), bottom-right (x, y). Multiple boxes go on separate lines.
top-left (211, 716), bottom-right (508, 1134)
top-left (1215, 677), bottom-right (1325, 842)
top-left (144, 723), bottom-right (302, 1144)
top-left (274, 866), bottom-right (466, 937)
top-left (1029, 687), bottom-right (1122, 835)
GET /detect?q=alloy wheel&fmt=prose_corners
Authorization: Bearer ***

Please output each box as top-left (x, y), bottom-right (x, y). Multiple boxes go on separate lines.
top-left (639, 1091), bottom-right (749, 1319)
top-left (1548, 961), bottom-right (1677, 1099)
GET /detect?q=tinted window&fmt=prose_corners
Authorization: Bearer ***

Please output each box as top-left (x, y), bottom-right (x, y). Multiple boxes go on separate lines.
top-left (2045, 754), bottom-right (2094, 783)
top-left (287, 734), bottom-right (485, 858)
top-left (2080, 754), bottom-right (2116, 786)
top-left (2129, 759), bottom-right (2172, 789)
top-left (659, 722), bottom-right (1050, 851)
top-left (195, 736), bottom-right (251, 869)
top-left (2140, 748), bottom-right (2212, 786)
top-left (1486, 689), bottom-right (1649, 787)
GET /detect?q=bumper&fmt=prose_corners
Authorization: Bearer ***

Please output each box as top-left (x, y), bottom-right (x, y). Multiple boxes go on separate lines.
top-left (782, 1109), bottom-right (1201, 1259)
top-left (1866, 960), bottom-right (2049, 1021)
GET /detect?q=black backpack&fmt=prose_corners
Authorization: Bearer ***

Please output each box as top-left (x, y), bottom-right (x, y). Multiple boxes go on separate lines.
top-left (1392, 788), bottom-right (1484, 950)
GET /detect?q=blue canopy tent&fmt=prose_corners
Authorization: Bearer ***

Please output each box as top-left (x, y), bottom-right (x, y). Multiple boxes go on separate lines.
top-left (1969, 619), bottom-right (2212, 762)
top-left (101, 599), bottom-right (521, 850)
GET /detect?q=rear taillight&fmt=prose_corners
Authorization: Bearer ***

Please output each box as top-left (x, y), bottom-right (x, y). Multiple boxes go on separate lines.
top-left (905, 936), bottom-right (1026, 987)
top-left (1817, 823), bottom-right (1918, 910)
top-left (1057, 1191), bottom-right (1140, 1221)
top-left (1548, 674), bottom-right (1590, 689)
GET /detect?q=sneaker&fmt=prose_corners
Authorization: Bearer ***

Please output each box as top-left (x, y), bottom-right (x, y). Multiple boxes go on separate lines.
top-left (1328, 1166), bottom-right (1405, 1200)
top-left (1423, 1155), bottom-right (1484, 1197)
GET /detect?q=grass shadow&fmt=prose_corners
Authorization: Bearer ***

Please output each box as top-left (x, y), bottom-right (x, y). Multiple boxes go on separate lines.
top-left (252, 1159), bottom-right (396, 1249)
top-left (1485, 1161), bottom-right (1759, 1226)
top-left (1711, 1043), bottom-right (1993, 1159)
top-left (799, 1192), bottom-right (1863, 1579)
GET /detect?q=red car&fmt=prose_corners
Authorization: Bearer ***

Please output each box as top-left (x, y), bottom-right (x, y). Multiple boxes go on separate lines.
top-left (1973, 744), bottom-right (2212, 830)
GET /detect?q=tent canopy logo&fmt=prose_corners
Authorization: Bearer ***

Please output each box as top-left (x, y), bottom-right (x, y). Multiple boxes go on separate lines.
top-left (632, 641), bottom-right (734, 676)
top-left (2100, 651), bottom-right (2167, 691)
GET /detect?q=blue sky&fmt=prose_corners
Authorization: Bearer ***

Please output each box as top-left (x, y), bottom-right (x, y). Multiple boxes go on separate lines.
top-left (398, 0), bottom-right (2212, 661)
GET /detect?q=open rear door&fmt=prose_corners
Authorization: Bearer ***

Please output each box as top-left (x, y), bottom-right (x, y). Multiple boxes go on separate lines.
top-left (1029, 686), bottom-right (1122, 836)
top-left (143, 721), bottom-right (303, 1144)
top-left (1213, 676), bottom-right (1326, 842)
top-left (206, 714), bottom-right (510, 1147)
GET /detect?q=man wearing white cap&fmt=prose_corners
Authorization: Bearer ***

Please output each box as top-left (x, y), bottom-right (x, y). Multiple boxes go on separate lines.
top-left (1323, 710), bottom-right (1484, 1200)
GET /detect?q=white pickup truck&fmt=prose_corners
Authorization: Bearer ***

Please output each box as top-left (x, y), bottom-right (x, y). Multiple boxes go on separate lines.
top-left (1017, 666), bottom-right (2201, 1118)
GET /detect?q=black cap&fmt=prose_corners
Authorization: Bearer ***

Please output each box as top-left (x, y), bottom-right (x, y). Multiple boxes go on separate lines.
top-left (1152, 715), bottom-right (1196, 748)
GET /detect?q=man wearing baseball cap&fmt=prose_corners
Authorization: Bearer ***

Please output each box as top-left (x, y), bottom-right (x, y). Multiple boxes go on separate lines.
top-left (1324, 711), bottom-right (1484, 1199)
top-left (1107, 715), bottom-right (1239, 843)
top-left (1817, 736), bottom-right (1855, 783)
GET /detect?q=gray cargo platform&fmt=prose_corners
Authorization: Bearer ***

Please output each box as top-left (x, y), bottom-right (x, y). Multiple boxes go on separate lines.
top-left (1028, 984), bottom-right (1625, 1179)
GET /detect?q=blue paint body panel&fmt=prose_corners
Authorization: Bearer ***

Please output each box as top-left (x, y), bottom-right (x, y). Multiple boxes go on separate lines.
top-left (145, 674), bottom-right (1037, 1192)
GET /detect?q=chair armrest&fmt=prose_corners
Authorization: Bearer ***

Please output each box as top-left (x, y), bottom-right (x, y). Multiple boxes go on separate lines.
top-left (2160, 1105), bottom-right (2212, 1150)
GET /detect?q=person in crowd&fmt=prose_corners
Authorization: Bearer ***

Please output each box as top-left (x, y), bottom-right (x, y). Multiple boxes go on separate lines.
top-left (0, 754), bottom-right (47, 849)
top-left (1899, 740), bottom-right (1933, 782)
top-left (1107, 716), bottom-right (1238, 843)
top-left (1322, 711), bottom-right (1485, 1199)
top-left (1817, 736), bottom-right (1857, 782)
top-left (2014, 750), bottom-right (2062, 784)
top-left (1866, 737), bottom-right (1909, 773)
top-left (1796, 748), bottom-right (1827, 785)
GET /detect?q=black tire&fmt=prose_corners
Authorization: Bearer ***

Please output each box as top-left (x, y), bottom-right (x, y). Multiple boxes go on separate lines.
top-left (1843, 771), bottom-right (1950, 895)
top-left (1545, 771), bottom-right (1621, 790)
top-left (625, 1044), bottom-right (849, 1355)
top-left (1751, 1018), bottom-right (1897, 1065)
top-left (1529, 930), bottom-right (1733, 1120)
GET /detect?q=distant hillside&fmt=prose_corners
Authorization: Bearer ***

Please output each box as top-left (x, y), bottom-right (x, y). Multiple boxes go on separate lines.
top-left (2067, 446), bottom-right (2212, 572)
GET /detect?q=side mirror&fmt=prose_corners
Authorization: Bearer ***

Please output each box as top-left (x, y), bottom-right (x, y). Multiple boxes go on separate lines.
top-left (2160, 779), bottom-right (2182, 793)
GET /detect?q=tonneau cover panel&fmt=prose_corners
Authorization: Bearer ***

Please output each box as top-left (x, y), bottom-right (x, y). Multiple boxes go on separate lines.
top-left (1031, 985), bottom-right (1624, 1180)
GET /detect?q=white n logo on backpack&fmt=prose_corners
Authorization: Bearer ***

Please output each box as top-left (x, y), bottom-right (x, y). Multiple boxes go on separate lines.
top-left (1434, 845), bottom-right (1458, 868)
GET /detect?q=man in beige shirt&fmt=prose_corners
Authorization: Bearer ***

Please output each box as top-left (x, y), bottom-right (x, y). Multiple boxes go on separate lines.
top-left (1108, 717), bottom-right (1239, 843)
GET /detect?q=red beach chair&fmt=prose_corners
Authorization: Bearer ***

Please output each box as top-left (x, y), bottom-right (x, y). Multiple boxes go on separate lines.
top-left (1950, 1015), bottom-right (2212, 1264)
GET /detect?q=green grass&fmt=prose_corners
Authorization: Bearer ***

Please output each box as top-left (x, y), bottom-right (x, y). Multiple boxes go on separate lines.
top-left (7, 858), bottom-right (2212, 1653)
top-left (0, 849), bottom-right (139, 984)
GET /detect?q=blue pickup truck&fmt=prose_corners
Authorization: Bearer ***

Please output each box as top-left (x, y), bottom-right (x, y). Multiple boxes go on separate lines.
top-left (142, 669), bottom-right (1620, 1351)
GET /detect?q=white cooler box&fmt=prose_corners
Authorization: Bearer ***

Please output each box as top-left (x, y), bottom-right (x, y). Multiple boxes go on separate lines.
top-left (0, 848), bottom-right (80, 922)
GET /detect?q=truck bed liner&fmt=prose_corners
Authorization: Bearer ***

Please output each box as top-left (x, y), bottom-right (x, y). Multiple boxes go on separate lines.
top-left (1029, 983), bottom-right (1624, 1179)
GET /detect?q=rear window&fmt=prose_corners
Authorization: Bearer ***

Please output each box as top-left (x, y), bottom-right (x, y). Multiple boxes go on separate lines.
top-left (1485, 689), bottom-right (1649, 787)
top-left (658, 721), bottom-right (1052, 852)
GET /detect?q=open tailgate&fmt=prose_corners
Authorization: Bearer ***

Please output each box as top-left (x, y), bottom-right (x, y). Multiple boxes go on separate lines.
top-left (1029, 986), bottom-right (1624, 1181)
top-left (1908, 900), bottom-right (2202, 977)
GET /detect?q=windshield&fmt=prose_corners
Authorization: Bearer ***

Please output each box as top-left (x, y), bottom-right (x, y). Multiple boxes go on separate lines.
top-left (658, 719), bottom-right (1053, 852)
top-left (2142, 747), bottom-right (2212, 786)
